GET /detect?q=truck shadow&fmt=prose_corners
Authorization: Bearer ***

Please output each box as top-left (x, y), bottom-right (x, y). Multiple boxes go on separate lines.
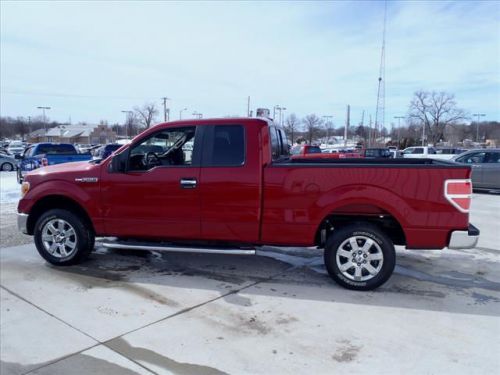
top-left (48, 244), bottom-right (500, 318)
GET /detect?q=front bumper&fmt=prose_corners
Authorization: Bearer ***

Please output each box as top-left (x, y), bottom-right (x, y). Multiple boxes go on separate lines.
top-left (17, 213), bottom-right (29, 234)
top-left (448, 224), bottom-right (479, 249)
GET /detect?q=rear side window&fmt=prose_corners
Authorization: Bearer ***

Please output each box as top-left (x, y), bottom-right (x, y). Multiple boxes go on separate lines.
top-left (270, 126), bottom-right (289, 161)
top-left (307, 146), bottom-right (322, 154)
top-left (208, 125), bottom-right (245, 166)
top-left (413, 148), bottom-right (423, 154)
top-left (36, 144), bottom-right (76, 155)
top-left (485, 152), bottom-right (500, 163)
top-left (457, 152), bottom-right (486, 164)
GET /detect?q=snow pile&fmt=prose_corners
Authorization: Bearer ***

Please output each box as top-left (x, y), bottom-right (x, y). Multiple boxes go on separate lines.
top-left (0, 172), bottom-right (20, 205)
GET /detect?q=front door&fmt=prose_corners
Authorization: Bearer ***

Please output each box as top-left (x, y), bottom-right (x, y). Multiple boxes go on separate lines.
top-left (101, 125), bottom-right (201, 240)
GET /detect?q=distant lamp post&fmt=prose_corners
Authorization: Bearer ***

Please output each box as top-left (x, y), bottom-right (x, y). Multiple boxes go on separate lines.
top-left (59, 125), bottom-right (66, 141)
top-left (179, 108), bottom-right (187, 120)
top-left (394, 116), bottom-right (405, 148)
top-left (121, 110), bottom-right (133, 138)
top-left (275, 106), bottom-right (286, 125)
top-left (472, 113), bottom-right (486, 142)
top-left (322, 115), bottom-right (333, 144)
top-left (37, 106), bottom-right (51, 133)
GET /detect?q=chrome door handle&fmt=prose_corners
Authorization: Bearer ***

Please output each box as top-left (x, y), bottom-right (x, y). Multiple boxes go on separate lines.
top-left (180, 178), bottom-right (197, 189)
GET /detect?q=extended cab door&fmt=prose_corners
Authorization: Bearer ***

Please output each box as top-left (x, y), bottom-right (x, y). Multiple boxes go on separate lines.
top-left (199, 123), bottom-right (261, 243)
top-left (101, 125), bottom-right (201, 239)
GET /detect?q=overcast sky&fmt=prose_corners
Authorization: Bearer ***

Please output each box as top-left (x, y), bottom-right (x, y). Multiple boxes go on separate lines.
top-left (1, 1), bottom-right (499, 127)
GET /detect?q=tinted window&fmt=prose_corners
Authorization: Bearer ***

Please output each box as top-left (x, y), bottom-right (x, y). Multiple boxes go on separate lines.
top-left (36, 144), bottom-right (76, 155)
top-left (457, 152), bottom-right (486, 164)
top-left (413, 148), bottom-right (423, 154)
top-left (307, 146), bottom-right (322, 154)
top-left (210, 125), bottom-right (245, 166)
top-left (485, 152), bottom-right (500, 163)
top-left (277, 129), bottom-right (290, 157)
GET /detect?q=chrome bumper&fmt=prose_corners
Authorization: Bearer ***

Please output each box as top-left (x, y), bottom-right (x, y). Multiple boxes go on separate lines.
top-left (448, 224), bottom-right (479, 249)
top-left (17, 213), bottom-right (29, 234)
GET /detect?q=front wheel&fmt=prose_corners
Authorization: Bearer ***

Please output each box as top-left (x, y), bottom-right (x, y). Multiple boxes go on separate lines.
top-left (324, 223), bottom-right (396, 291)
top-left (1, 162), bottom-right (14, 171)
top-left (34, 209), bottom-right (94, 266)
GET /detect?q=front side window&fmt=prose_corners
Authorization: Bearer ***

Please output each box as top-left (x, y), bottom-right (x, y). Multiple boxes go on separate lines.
top-left (307, 146), bottom-right (322, 154)
top-left (128, 126), bottom-right (196, 170)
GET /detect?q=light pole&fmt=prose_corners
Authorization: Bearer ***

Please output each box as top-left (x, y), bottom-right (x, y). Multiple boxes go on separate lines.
top-left (161, 97), bottom-right (170, 122)
top-left (37, 106), bottom-right (51, 133)
top-left (274, 106), bottom-right (286, 125)
top-left (322, 115), bottom-right (333, 144)
top-left (472, 113), bottom-right (486, 142)
top-left (273, 105), bottom-right (280, 121)
top-left (179, 108), bottom-right (187, 120)
top-left (394, 116), bottom-right (404, 148)
top-left (121, 110), bottom-right (133, 138)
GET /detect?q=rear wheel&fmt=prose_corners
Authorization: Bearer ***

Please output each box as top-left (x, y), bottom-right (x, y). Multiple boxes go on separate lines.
top-left (1, 162), bottom-right (14, 171)
top-left (324, 223), bottom-right (395, 291)
top-left (34, 209), bottom-right (94, 266)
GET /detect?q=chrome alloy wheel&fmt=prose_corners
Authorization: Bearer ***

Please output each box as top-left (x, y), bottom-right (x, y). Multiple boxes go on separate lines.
top-left (41, 219), bottom-right (78, 258)
top-left (336, 235), bottom-right (384, 282)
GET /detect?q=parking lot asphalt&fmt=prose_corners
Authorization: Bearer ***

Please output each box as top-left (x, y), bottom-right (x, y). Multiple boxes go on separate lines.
top-left (1, 173), bottom-right (499, 374)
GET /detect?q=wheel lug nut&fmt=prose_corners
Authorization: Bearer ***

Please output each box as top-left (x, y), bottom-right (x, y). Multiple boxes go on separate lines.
top-left (363, 260), bottom-right (367, 263)
top-left (357, 263), bottom-right (361, 266)
top-left (363, 254), bottom-right (367, 258)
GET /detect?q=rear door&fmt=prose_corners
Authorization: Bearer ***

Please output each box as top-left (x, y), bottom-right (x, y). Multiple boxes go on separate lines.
top-left (199, 123), bottom-right (261, 243)
top-left (482, 152), bottom-right (500, 189)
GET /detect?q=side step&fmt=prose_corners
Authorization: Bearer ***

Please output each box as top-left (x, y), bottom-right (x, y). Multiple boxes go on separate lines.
top-left (100, 239), bottom-right (256, 255)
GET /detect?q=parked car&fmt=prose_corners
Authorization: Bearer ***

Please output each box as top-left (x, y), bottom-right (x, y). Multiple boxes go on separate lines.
top-left (362, 148), bottom-right (392, 158)
top-left (7, 141), bottom-right (25, 156)
top-left (17, 143), bottom-right (93, 183)
top-left (402, 146), bottom-right (437, 158)
top-left (452, 149), bottom-right (500, 190)
top-left (93, 144), bottom-right (122, 160)
top-left (0, 153), bottom-right (18, 171)
top-left (18, 117), bottom-right (478, 291)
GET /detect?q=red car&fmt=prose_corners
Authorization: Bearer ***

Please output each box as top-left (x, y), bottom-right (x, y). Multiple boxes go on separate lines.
top-left (18, 117), bottom-right (478, 290)
top-left (291, 144), bottom-right (363, 159)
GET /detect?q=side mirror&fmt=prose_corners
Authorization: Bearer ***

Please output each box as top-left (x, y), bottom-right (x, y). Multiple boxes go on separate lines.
top-left (109, 152), bottom-right (127, 173)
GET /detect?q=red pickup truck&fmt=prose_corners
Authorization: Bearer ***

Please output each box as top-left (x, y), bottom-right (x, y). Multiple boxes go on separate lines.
top-left (18, 117), bottom-right (479, 290)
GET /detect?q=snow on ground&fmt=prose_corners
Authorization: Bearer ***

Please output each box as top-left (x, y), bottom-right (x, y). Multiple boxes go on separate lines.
top-left (0, 172), bottom-right (20, 206)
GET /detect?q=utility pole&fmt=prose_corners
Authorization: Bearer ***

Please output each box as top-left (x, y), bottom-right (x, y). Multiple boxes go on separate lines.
top-left (344, 105), bottom-right (350, 147)
top-left (37, 106), bottom-right (51, 133)
top-left (374, 1), bottom-right (387, 147)
top-left (322, 115), bottom-right (333, 144)
top-left (121, 110), bottom-right (133, 138)
top-left (247, 96), bottom-right (251, 117)
top-left (394, 116), bottom-right (404, 148)
top-left (161, 97), bottom-right (170, 122)
top-left (472, 113), bottom-right (486, 142)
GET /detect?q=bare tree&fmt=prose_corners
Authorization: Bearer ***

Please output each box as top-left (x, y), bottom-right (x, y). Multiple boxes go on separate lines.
top-left (408, 91), bottom-right (467, 145)
top-left (134, 103), bottom-right (159, 129)
top-left (302, 114), bottom-right (323, 144)
top-left (284, 113), bottom-right (300, 145)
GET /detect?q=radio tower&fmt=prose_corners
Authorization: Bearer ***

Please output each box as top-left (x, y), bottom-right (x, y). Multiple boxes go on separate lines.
top-left (373, 1), bottom-right (387, 146)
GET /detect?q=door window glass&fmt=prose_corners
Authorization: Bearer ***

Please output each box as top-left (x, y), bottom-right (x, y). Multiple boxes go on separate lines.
top-left (129, 127), bottom-right (196, 170)
top-left (209, 125), bottom-right (245, 166)
top-left (457, 152), bottom-right (486, 164)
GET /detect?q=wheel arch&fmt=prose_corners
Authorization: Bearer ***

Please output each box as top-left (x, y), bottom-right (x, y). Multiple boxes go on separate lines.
top-left (315, 203), bottom-right (407, 248)
top-left (26, 195), bottom-right (95, 236)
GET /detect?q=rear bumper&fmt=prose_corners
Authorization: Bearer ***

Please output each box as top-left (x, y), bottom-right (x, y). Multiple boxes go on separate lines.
top-left (17, 213), bottom-right (29, 234)
top-left (448, 224), bottom-right (479, 249)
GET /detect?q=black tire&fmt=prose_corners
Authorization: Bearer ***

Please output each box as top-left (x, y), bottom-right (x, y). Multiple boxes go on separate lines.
top-left (1, 162), bottom-right (14, 171)
top-left (324, 223), bottom-right (395, 291)
top-left (34, 209), bottom-right (94, 266)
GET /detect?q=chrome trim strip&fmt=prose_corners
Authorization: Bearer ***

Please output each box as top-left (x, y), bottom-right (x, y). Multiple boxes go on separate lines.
top-left (75, 177), bottom-right (99, 183)
top-left (100, 242), bottom-right (256, 255)
top-left (17, 213), bottom-right (29, 234)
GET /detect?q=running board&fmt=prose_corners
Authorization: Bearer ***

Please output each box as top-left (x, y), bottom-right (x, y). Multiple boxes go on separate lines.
top-left (100, 240), bottom-right (256, 255)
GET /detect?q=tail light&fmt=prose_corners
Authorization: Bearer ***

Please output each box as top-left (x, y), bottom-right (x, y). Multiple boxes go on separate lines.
top-left (41, 158), bottom-right (48, 167)
top-left (444, 179), bottom-right (472, 213)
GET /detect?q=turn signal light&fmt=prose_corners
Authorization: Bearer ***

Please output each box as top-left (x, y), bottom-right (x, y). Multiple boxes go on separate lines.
top-left (444, 179), bottom-right (472, 213)
top-left (21, 181), bottom-right (30, 197)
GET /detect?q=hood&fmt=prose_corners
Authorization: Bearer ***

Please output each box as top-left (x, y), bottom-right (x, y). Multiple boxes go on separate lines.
top-left (25, 160), bottom-right (101, 184)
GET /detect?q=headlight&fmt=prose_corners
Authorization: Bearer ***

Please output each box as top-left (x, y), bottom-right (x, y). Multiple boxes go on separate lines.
top-left (21, 181), bottom-right (30, 197)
